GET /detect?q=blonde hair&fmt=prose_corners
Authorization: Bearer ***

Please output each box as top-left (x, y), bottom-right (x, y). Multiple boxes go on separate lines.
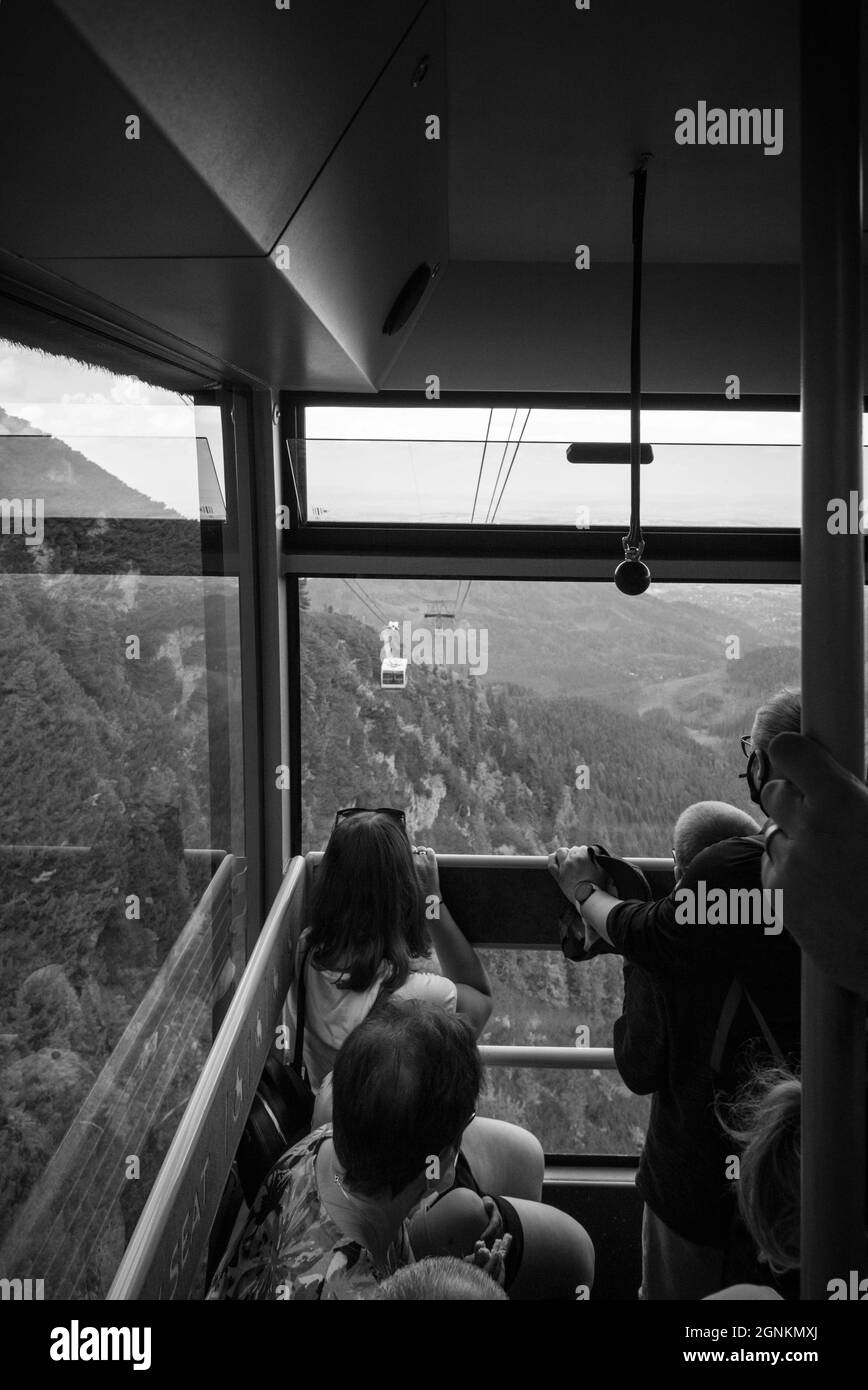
top-left (723, 1067), bottom-right (801, 1275)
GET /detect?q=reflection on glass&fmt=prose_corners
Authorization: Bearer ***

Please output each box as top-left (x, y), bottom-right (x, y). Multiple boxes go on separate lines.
top-left (0, 343), bottom-right (243, 1297)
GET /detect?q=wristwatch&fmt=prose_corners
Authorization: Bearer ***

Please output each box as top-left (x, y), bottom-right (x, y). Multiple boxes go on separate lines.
top-left (573, 879), bottom-right (599, 907)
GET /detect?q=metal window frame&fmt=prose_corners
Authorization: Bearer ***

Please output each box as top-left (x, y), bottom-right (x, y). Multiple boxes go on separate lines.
top-left (280, 383), bottom-right (868, 1244)
top-left (227, 388), bottom-right (292, 949)
top-left (279, 388), bottom-right (868, 583)
top-left (799, 0), bottom-right (866, 1299)
top-left (279, 389), bottom-right (866, 864)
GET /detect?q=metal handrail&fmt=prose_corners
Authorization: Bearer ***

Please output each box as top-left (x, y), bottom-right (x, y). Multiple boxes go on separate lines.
top-left (0, 852), bottom-right (241, 1294)
top-left (107, 855), bottom-right (306, 1300)
top-left (480, 1045), bottom-right (616, 1070)
top-left (307, 851), bottom-right (674, 873)
top-left (0, 845), bottom-right (226, 859)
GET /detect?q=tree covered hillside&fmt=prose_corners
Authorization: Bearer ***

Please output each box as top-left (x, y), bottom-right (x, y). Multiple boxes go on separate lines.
top-left (0, 406), bottom-right (179, 518)
top-left (300, 606), bottom-right (760, 857)
top-left (0, 573), bottom-right (239, 1262)
top-left (299, 606), bottom-right (793, 1156)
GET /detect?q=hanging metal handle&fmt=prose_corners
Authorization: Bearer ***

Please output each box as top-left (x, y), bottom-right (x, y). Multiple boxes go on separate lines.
top-left (625, 154), bottom-right (651, 561)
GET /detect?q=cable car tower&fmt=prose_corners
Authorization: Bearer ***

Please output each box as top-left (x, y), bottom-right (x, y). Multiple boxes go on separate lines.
top-left (422, 600), bottom-right (455, 627)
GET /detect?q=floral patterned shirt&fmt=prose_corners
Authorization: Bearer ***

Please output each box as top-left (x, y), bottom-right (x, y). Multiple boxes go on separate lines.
top-left (207, 1126), bottom-right (411, 1300)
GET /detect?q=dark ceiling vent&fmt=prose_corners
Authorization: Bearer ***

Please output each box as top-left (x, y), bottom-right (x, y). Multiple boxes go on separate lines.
top-left (382, 262), bottom-right (434, 336)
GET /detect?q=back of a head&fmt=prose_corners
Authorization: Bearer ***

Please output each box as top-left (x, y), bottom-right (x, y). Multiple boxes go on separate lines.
top-left (309, 810), bottom-right (425, 991)
top-left (332, 998), bottom-right (482, 1199)
top-left (375, 1256), bottom-right (508, 1301)
top-left (725, 1067), bottom-right (802, 1275)
top-left (674, 800), bottom-right (761, 875)
top-left (751, 688), bottom-right (802, 753)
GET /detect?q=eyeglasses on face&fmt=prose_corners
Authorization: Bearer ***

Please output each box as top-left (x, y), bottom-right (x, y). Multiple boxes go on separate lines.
top-left (333, 806), bottom-right (407, 833)
top-left (739, 734), bottom-right (753, 759)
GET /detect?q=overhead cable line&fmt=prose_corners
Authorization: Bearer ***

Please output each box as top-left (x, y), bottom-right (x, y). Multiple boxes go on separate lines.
top-left (481, 409), bottom-right (518, 526)
top-left (488, 407), bottom-right (531, 525)
top-left (469, 407), bottom-right (494, 524)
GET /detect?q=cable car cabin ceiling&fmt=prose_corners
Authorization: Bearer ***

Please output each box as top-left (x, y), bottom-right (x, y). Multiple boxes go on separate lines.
top-left (2, 0), bottom-right (868, 395)
top-left (0, 0), bottom-right (447, 392)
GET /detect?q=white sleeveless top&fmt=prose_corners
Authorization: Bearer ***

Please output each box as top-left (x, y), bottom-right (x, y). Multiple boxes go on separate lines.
top-left (286, 930), bottom-right (457, 1093)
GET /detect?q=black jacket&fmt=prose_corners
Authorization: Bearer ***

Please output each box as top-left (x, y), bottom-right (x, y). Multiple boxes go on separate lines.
top-left (610, 835), bottom-right (801, 1247)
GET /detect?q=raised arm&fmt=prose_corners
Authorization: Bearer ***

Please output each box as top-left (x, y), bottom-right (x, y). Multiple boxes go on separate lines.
top-left (413, 846), bottom-right (493, 1035)
top-left (547, 845), bottom-right (697, 974)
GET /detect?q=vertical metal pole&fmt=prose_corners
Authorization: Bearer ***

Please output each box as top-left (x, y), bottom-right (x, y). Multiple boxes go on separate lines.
top-left (280, 393), bottom-right (305, 858)
top-left (800, 0), bottom-right (866, 1299)
top-left (249, 389), bottom-right (292, 908)
top-left (628, 162), bottom-right (647, 552)
top-left (229, 390), bottom-right (265, 959)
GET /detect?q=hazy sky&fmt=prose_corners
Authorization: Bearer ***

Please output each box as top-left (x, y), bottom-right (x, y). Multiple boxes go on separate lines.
top-left (305, 406), bottom-right (814, 528)
top-left (2, 343), bottom-right (860, 528)
top-left (0, 342), bottom-right (223, 518)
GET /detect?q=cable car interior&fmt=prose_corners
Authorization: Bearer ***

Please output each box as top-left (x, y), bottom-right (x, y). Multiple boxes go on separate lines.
top-left (0, 0), bottom-right (866, 1307)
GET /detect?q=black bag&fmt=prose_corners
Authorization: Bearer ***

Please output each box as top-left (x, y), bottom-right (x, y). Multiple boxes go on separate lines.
top-left (236, 941), bottom-right (315, 1204)
top-left (558, 843), bottom-right (653, 962)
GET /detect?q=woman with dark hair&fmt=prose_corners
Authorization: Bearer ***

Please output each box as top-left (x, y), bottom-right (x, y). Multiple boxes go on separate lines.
top-left (289, 807), bottom-right (545, 1202)
top-left (288, 807), bottom-right (493, 1095)
top-left (208, 1001), bottom-right (595, 1301)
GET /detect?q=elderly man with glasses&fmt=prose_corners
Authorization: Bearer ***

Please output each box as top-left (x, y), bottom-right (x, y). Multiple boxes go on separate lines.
top-left (547, 688), bottom-right (803, 1301)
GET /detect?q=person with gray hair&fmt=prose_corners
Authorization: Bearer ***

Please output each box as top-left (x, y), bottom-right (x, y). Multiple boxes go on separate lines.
top-left (374, 1255), bottom-right (509, 1301)
top-left (673, 802), bottom-right (761, 881)
top-left (548, 688), bottom-right (804, 1300)
top-left (762, 733), bottom-right (868, 999)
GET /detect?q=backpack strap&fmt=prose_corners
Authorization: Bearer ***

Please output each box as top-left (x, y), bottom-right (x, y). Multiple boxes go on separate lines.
top-left (292, 939), bottom-right (310, 1076)
top-left (742, 985), bottom-right (785, 1067)
top-left (711, 976), bottom-right (785, 1075)
top-left (710, 978), bottom-right (743, 1075)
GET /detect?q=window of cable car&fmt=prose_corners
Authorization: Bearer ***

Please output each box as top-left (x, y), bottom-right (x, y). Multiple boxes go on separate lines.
top-left (299, 575), bottom-right (828, 1154)
top-left (300, 405), bottom-right (826, 528)
top-left (0, 342), bottom-right (244, 1297)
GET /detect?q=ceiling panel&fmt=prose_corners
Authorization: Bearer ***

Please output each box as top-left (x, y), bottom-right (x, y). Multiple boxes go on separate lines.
top-left (278, 0), bottom-right (448, 387)
top-left (0, 0), bottom-right (258, 259)
top-left (33, 255), bottom-right (376, 391)
top-left (383, 261), bottom-right (806, 394)
top-left (445, 0), bottom-right (806, 263)
top-left (57, 0), bottom-right (429, 252)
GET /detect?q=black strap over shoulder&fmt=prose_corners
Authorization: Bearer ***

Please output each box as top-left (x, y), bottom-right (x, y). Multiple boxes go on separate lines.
top-left (292, 939), bottom-right (310, 1076)
top-left (710, 976), bottom-right (785, 1076)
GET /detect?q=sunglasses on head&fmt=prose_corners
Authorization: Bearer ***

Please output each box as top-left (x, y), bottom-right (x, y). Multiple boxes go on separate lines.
top-left (333, 806), bottom-right (407, 834)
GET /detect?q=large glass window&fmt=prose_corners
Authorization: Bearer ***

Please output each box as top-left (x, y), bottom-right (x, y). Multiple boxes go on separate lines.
top-left (300, 576), bottom-right (807, 855)
top-left (0, 343), bottom-right (244, 1296)
top-left (299, 574), bottom-right (856, 1154)
top-left (300, 405), bottom-right (823, 527)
